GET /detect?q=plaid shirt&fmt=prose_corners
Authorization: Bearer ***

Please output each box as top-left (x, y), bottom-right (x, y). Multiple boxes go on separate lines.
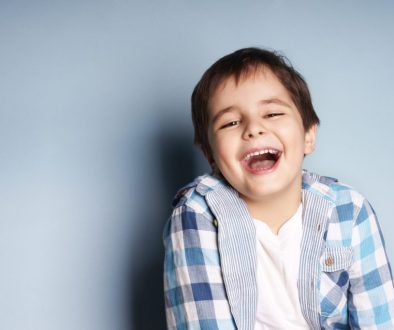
top-left (163, 170), bottom-right (394, 329)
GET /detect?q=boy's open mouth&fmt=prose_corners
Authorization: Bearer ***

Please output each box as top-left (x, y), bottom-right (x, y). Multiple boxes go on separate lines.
top-left (243, 149), bottom-right (282, 172)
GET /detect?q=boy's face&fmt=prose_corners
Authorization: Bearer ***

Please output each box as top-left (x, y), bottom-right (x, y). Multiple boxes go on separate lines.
top-left (207, 68), bottom-right (316, 205)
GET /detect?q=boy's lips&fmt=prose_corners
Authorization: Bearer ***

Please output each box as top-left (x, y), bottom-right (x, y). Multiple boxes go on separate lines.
top-left (240, 147), bottom-right (282, 161)
top-left (240, 147), bottom-right (282, 174)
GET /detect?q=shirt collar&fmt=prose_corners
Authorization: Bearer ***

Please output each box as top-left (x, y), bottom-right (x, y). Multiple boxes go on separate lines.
top-left (195, 169), bottom-right (338, 202)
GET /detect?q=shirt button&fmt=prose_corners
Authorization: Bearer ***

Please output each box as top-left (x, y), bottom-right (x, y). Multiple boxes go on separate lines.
top-left (325, 256), bottom-right (334, 267)
top-left (213, 219), bottom-right (218, 227)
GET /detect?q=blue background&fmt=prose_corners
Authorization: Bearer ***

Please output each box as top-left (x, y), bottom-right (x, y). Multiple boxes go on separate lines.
top-left (1, 1), bottom-right (393, 329)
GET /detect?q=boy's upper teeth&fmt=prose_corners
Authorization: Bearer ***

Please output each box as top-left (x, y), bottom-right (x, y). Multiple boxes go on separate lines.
top-left (244, 149), bottom-right (279, 160)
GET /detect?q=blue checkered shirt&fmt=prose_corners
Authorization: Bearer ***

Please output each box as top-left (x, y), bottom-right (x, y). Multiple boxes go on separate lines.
top-left (163, 170), bottom-right (394, 329)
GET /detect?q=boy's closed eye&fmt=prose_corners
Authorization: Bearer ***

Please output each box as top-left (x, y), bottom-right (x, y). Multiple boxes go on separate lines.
top-left (220, 120), bottom-right (241, 129)
top-left (219, 113), bottom-right (284, 129)
top-left (265, 112), bottom-right (284, 118)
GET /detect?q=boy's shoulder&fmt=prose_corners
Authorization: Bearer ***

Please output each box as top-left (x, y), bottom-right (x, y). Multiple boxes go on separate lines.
top-left (171, 174), bottom-right (223, 213)
top-left (302, 169), bottom-right (365, 207)
top-left (172, 174), bottom-right (223, 201)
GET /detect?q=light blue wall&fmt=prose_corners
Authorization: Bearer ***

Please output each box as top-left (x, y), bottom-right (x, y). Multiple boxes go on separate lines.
top-left (1, 1), bottom-right (393, 329)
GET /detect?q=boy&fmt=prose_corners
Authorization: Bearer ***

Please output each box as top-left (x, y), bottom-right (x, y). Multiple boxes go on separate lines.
top-left (163, 48), bottom-right (394, 329)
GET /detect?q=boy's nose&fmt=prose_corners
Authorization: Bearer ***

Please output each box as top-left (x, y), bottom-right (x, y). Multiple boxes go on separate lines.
top-left (243, 122), bottom-right (265, 139)
top-left (247, 131), bottom-right (263, 138)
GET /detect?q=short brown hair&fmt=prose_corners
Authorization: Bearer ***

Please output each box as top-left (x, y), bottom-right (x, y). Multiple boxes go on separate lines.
top-left (191, 47), bottom-right (320, 166)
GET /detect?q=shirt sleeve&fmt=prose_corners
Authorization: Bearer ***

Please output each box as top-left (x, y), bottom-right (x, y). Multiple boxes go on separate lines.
top-left (163, 204), bottom-right (235, 330)
top-left (348, 198), bottom-right (394, 328)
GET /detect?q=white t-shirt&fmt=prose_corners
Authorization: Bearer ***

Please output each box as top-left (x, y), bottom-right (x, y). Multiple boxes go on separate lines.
top-left (254, 203), bottom-right (310, 330)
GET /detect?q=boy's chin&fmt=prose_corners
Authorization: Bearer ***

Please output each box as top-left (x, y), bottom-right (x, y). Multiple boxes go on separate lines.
top-left (239, 187), bottom-right (282, 202)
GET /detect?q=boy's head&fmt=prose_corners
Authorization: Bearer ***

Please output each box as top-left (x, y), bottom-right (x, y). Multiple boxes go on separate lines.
top-left (191, 47), bottom-right (320, 167)
top-left (191, 47), bottom-right (320, 205)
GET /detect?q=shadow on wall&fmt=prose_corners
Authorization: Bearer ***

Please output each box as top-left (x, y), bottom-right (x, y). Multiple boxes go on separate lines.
top-left (129, 128), bottom-right (200, 330)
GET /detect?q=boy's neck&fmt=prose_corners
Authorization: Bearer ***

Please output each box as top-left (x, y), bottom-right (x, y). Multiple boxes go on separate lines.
top-left (242, 176), bottom-right (302, 235)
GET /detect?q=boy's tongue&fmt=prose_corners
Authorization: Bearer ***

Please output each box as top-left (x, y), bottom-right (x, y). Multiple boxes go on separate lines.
top-left (248, 154), bottom-right (276, 170)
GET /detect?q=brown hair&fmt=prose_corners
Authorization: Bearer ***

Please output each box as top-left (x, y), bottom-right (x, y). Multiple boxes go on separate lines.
top-left (191, 47), bottom-right (320, 166)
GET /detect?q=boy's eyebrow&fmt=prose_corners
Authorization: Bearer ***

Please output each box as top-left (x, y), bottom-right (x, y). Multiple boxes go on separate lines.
top-left (211, 107), bottom-right (236, 125)
top-left (211, 98), bottom-right (292, 124)
top-left (259, 98), bottom-right (292, 108)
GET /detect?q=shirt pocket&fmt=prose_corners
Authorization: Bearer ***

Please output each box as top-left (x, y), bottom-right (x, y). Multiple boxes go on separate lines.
top-left (319, 246), bottom-right (353, 318)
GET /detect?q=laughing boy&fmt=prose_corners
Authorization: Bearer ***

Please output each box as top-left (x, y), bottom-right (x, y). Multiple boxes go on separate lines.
top-left (163, 48), bottom-right (394, 329)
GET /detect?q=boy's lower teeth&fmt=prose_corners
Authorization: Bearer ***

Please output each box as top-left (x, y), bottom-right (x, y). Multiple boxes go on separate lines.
top-left (250, 159), bottom-right (275, 170)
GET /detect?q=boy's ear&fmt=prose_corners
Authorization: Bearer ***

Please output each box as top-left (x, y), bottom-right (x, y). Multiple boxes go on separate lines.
top-left (304, 124), bottom-right (317, 155)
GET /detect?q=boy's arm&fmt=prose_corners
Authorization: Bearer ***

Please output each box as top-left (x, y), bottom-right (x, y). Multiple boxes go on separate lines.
top-left (348, 199), bottom-right (394, 328)
top-left (163, 204), bottom-right (235, 330)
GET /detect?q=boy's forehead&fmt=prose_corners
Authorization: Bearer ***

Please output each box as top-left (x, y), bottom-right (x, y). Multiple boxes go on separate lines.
top-left (208, 66), bottom-right (288, 111)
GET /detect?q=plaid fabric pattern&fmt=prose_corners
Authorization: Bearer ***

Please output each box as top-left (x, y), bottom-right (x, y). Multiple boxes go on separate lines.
top-left (163, 170), bottom-right (394, 329)
top-left (318, 180), bottom-right (394, 329)
top-left (163, 192), bottom-right (236, 329)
